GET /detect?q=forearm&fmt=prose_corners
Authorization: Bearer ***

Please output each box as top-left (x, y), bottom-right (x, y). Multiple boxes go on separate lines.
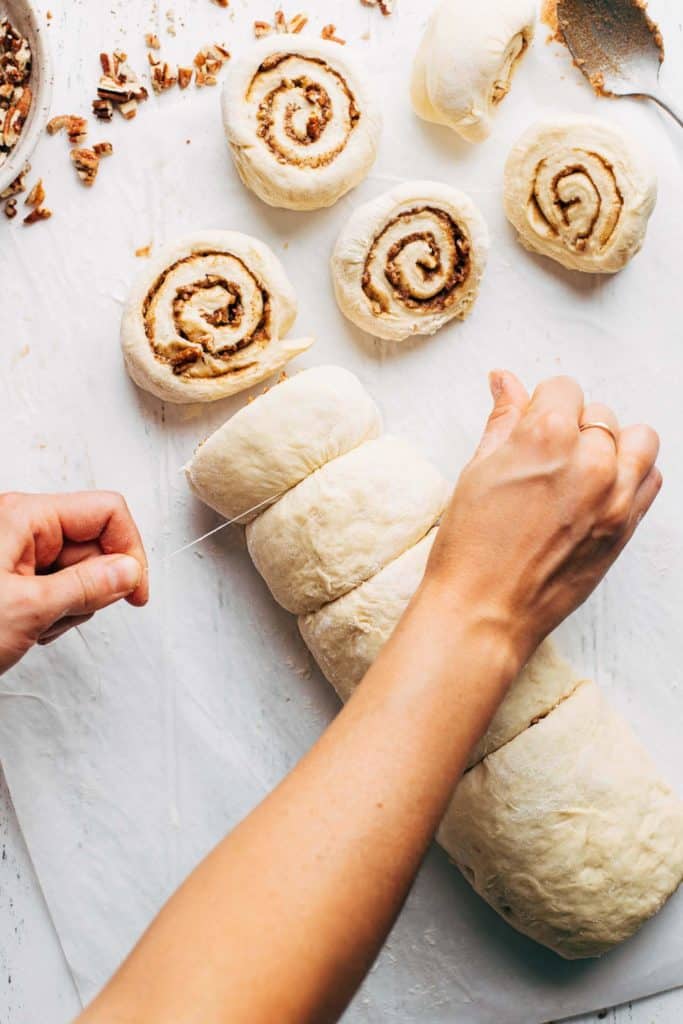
top-left (79, 583), bottom-right (521, 1024)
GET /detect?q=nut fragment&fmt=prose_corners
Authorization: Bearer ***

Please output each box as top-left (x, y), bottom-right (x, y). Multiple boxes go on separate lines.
top-left (150, 57), bottom-right (178, 93)
top-left (0, 19), bottom-right (32, 164)
top-left (321, 24), bottom-right (346, 44)
top-left (119, 99), bottom-right (138, 120)
top-left (24, 177), bottom-right (45, 207)
top-left (96, 51), bottom-right (148, 120)
top-left (23, 205), bottom-right (51, 225)
top-left (3, 196), bottom-right (16, 218)
top-left (253, 20), bottom-right (271, 37)
top-left (93, 141), bottom-right (113, 157)
top-left (0, 160), bottom-right (29, 199)
top-left (70, 147), bottom-right (99, 186)
top-left (145, 33), bottom-right (161, 49)
top-left (135, 244), bottom-right (152, 257)
top-left (178, 66), bottom-right (193, 89)
top-left (92, 98), bottom-right (114, 121)
top-left (212, 0), bottom-right (229, 6)
top-left (361, 0), bottom-right (394, 12)
top-left (47, 114), bottom-right (88, 144)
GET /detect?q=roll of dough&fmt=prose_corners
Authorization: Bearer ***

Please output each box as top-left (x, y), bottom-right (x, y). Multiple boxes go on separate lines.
top-left (121, 232), bottom-right (313, 403)
top-left (246, 436), bottom-right (450, 614)
top-left (411, 0), bottom-right (535, 143)
top-left (186, 366), bottom-right (382, 523)
top-left (332, 181), bottom-right (489, 342)
top-left (439, 681), bottom-right (683, 958)
top-left (222, 35), bottom-right (382, 211)
top-left (504, 117), bottom-right (658, 273)
top-left (299, 529), bottom-right (578, 768)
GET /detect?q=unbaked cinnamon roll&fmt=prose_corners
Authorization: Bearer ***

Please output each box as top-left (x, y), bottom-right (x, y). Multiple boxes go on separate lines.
top-left (504, 117), bottom-right (658, 273)
top-left (222, 35), bottom-right (381, 211)
top-left (331, 181), bottom-right (489, 342)
top-left (120, 231), bottom-right (313, 403)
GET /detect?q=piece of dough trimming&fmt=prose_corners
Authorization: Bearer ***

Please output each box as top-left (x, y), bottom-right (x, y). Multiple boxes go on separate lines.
top-left (222, 35), bottom-right (382, 211)
top-left (332, 181), bottom-right (489, 342)
top-left (439, 681), bottom-right (683, 958)
top-left (121, 231), bottom-right (313, 403)
top-left (246, 436), bottom-right (450, 614)
top-left (504, 117), bottom-right (658, 273)
top-left (186, 366), bottom-right (382, 523)
top-left (411, 0), bottom-right (536, 143)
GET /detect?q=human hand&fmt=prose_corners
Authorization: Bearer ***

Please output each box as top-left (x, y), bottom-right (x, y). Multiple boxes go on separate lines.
top-left (0, 492), bottom-right (148, 674)
top-left (425, 372), bottom-right (661, 665)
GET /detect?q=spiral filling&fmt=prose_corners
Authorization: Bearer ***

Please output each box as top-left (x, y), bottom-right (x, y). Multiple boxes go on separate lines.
top-left (362, 207), bottom-right (471, 315)
top-left (248, 53), bottom-right (360, 168)
top-left (528, 148), bottom-right (623, 253)
top-left (143, 251), bottom-right (271, 379)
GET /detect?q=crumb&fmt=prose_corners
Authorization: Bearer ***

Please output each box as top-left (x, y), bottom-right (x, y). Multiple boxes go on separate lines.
top-left (3, 196), bottom-right (17, 218)
top-left (145, 33), bottom-right (161, 50)
top-left (135, 244), bottom-right (152, 257)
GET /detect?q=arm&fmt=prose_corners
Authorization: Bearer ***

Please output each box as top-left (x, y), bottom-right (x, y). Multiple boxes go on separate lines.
top-left (79, 372), bottom-right (660, 1024)
top-left (0, 490), bottom-right (148, 674)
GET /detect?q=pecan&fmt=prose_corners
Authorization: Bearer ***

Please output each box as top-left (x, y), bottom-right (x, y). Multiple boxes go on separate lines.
top-left (3, 197), bottom-right (16, 218)
top-left (150, 59), bottom-right (178, 93)
top-left (0, 160), bottom-right (29, 198)
top-left (253, 20), bottom-right (272, 38)
top-left (178, 66), bottom-right (193, 89)
top-left (93, 141), bottom-right (113, 157)
top-left (118, 99), bottom-right (139, 120)
top-left (145, 33), bottom-right (161, 50)
top-left (24, 178), bottom-right (45, 207)
top-left (288, 13), bottom-right (308, 33)
top-left (212, 0), bottom-right (229, 6)
top-left (135, 244), bottom-right (152, 258)
top-left (47, 114), bottom-right (88, 144)
top-left (274, 9), bottom-right (287, 33)
top-left (361, 0), bottom-right (394, 12)
top-left (23, 205), bottom-right (51, 225)
top-left (321, 24), bottom-right (346, 44)
top-left (70, 147), bottom-right (99, 186)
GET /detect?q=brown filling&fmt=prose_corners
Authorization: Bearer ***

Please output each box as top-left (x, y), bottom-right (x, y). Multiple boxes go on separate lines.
top-left (529, 152), bottom-right (623, 251)
top-left (143, 252), bottom-right (271, 378)
top-left (362, 207), bottom-right (471, 314)
top-left (249, 53), bottom-right (360, 168)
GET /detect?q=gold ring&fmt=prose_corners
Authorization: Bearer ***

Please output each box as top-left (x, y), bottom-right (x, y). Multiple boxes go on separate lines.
top-left (579, 421), bottom-right (618, 448)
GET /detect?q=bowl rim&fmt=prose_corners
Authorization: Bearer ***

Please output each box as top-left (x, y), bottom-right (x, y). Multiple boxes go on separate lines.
top-left (0, 0), bottom-right (53, 195)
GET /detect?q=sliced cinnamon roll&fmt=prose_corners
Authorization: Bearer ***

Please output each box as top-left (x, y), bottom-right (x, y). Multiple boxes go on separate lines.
top-left (504, 117), bottom-right (658, 273)
top-left (186, 366), bottom-right (382, 523)
top-left (222, 35), bottom-right (381, 211)
top-left (411, 0), bottom-right (536, 143)
top-left (331, 181), bottom-right (489, 342)
top-left (120, 231), bottom-right (313, 403)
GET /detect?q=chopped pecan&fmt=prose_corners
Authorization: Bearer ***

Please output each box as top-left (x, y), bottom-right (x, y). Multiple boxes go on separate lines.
top-left (145, 33), bottom-right (161, 50)
top-left (93, 141), bottom-right (113, 157)
top-left (70, 147), bottom-right (99, 186)
top-left (24, 178), bottom-right (45, 207)
top-left (3, 197), bottom-right (16, 218)
top-left (23, 205), bottom-right (51, 225)
top-left (150, 58), bottom-right (178, 93)
top-left (178, 66), bottom-right (193, 89)
top-left (321, 24), bottom-right (346, 44)
top-left (135, 244), bottom-right (152, 258)
top-left (288, 13), bottom-right (308, 32)
top-left (47, 114), bottom-right (88, 144)
top-left (118, 99), bottom-right (139, 120)
top-left (0, 161), bottom-right (29, 198)
top-left (92, 98), bottom-right (114, 121)
top-left (253, 20), bottom-right (271, 38)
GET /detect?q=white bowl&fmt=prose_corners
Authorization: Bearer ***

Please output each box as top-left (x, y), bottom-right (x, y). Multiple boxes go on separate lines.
top-left (0, 0), bottom-right (53, 194)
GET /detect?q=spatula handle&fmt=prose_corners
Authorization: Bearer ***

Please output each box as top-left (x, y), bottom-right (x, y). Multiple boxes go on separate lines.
top-left (649, 88), bottom-right (683, 129)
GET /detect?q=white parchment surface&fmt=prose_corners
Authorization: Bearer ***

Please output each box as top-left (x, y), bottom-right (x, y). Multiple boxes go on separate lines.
top-left (1, 1), bottom-right (683, 1021)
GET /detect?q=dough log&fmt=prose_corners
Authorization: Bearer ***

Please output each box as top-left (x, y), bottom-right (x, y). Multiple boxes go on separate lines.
top-left (411, 0), bottom-right (535, 142)
top-left (246, 436), bottom-right (450, 614)
top-left (222, 35), bottom-right (381, 211)
top-left (186, 366), bottom-right (382, 523)
top-left (121, 232), bottom-right (313, 403)
top-left (332, 181), bottom-right (489, 342)
top-left (504, 117), bottom-right (658, 273)
top-left (440, 682), bottom-right (683, 958)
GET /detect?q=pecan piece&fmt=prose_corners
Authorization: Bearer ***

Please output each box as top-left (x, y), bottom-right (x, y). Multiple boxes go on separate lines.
top-left (70, 147), bottom-right (99, 186)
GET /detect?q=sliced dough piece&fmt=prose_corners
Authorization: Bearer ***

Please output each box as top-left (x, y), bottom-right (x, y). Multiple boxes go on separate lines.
top-left (121, 231), bottom-right (313, 404)
top-left (504, 117), bottom-right (658, 273)
top-left (222, 35), bottom-right (381, 211)
top-left (186, 366), bottom-right (382, 523)
top-left (439, 681), bottom-right (683, 959)
top-left (331, 181), bottom-right (489, 342)
top-left (299, 529), bottom-right (577, 768)
top-left (246, 437), bottom-right (450, 614)
top-left (411, 0), bottom-right (535, 143)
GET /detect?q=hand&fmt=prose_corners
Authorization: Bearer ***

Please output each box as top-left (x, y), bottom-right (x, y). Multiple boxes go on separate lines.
top-left (425, 372), bottom-right (661, 664)
top-left (0, 491), bottom-right (149, 674)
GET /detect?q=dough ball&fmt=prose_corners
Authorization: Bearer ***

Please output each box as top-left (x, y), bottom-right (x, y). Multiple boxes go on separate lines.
top-left (439, 682), bottom-right (683, 958)
top-left (411, 0), bottom-right (535, 143)
top-left (246, 436), bottom-right (450, 614)
top-left (222, 35), bottom-right (381, 211)
top-left (121, 232), bottom-right (313, 404)
top-left (332, 181), bottom-right (489, 342)
top-left (300, 532), bottom-right (577, 768)
top-left (504, 117), bottom-right (658, 273)
top-left (186, 366), bottom-right (382, 524)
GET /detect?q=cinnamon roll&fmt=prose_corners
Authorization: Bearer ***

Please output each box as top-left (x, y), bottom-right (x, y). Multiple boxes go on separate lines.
top-left (504, 117), bottom-right (658, 273)
top-left (186, 366), bottom-right (382, 523)
top-left (120, 232), bottom-right (313, 403)
top-left (332, 181), bottom-right (489, 342)
top-left (246, 436), bottom-right (450, 614)
top-left (222, 35), bottom-right (381, 211)
top-left (411, 0), bottom-right (535, 143)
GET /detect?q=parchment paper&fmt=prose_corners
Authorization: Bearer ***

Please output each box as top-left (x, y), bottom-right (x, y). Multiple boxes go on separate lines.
top-left (1, 1), bottom-right (683, 1021)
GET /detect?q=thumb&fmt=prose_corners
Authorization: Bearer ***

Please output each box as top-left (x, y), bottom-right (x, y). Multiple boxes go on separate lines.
top-left (35, 554), bottom-right (143, 628)
top-left (474, 370), bottom-right (529, 461)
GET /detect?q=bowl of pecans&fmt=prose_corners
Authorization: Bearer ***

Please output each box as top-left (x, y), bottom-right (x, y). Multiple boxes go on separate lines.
top-left (0, 0), bottom-right (52, 196)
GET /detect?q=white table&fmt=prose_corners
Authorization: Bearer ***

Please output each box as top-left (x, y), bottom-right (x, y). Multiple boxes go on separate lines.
top-left (1, 0), bottom-right (683, 1021)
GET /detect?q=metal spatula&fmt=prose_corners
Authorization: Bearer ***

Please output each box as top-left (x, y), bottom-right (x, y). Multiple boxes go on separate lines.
top-left (556, 0), bottom-right (683, 127)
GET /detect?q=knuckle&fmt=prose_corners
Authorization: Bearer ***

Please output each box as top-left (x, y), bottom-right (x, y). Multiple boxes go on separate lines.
top-left (601, 495), bottom-right (632, 533)
top-left (0, 491), bottom-right (24, 514)
top-left (584, 448), bottom-right (618, 486)
top-left (527, 410), bottom-right (576, 449)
